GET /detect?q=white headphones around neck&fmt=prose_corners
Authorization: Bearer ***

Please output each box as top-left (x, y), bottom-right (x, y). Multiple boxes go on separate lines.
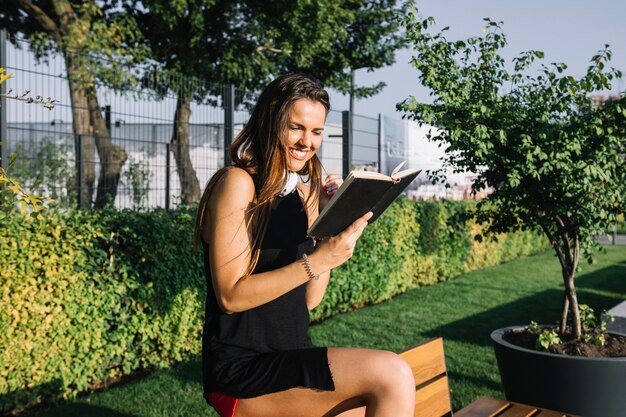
top-left (278, 171), bottom-right (299, 197)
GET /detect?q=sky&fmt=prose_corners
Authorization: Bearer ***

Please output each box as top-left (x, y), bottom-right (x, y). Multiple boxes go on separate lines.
top-left (330, 0), bottom-right (626, 119)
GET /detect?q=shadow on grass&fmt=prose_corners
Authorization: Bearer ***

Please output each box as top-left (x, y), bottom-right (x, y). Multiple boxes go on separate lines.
top-left (446, 370), bottom-right (503, 393)
top-left (165, 359), bottom-right (202, 387)
top-left (425, 264), bottom-right (625, 348)
top-left (14, 361), bottom-right (204, 417)
top-left (424, 289), bottom-right (565, 347)
top-left (20, 403), bottom-right (139, 417)
top-left (576, 262), bottom-right (626, 295)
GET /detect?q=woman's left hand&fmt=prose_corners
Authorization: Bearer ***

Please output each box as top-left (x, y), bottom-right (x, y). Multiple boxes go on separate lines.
top-left (319, 174), bottom-right (343, 211)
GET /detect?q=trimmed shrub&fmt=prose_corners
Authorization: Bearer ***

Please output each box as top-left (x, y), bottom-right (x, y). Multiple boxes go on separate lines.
top-left (310, 198), bottom-right (547, 321)
top-left (0, 208), bottom-right (205, 413)
top-left (0, 199), bottom-right (546, 412)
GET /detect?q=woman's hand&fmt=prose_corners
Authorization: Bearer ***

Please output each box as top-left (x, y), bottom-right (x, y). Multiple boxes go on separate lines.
top-left (319, 174), bottom-right (343, 212)
top-left (310, 211), bottom-right (373, 272)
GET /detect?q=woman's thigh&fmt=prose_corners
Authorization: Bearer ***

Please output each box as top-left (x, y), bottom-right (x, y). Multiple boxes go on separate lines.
top-left (234, 347), bottom-right (412, 417)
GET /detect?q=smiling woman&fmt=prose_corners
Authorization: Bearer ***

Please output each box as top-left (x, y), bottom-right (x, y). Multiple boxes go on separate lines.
top-left (285, 99), bottom-right (326, 172)
top-left (192, 73), bottom-right (415, 417)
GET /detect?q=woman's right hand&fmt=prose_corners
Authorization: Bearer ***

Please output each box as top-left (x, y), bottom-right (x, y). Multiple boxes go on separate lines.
top-left (312, 211), bottom-right (373, 271)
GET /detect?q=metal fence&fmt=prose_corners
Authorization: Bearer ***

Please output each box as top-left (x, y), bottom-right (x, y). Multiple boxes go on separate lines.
top-left (0, 31), bottom-right (382, 210)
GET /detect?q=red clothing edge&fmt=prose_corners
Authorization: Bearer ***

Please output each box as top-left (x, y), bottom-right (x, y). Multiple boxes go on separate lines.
top-left (208, 391), bottom-right (239, 417)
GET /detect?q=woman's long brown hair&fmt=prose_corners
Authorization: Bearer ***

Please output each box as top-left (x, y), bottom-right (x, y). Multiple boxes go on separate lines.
top-left (193, 73), bottom-right (330, 276)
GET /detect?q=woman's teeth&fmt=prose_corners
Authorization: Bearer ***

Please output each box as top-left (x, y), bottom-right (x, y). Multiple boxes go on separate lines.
top-left (290, 149), bottom-right (307, 159)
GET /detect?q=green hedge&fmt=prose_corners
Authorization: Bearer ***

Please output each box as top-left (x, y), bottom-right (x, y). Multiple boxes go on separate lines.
top-left (0, 199), bottom-right (546, 412)
top-left (0, 209), bottom-right (205, 414)
top-left (310, 198), bottom-right (547, 320)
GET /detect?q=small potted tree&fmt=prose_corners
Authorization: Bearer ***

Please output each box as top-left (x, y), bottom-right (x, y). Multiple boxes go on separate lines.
top-left (399, 11), bottom-right (626, 417)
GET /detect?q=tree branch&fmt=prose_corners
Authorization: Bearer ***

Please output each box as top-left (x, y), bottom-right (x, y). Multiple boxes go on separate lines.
top-left (14, 0), bottom-right (60, 41)
top-left (555, 215), bottom-right (574, 274)
top-left (256, 45), bottom-right (289, 55)
top-left (51, 0), bottom-right (76, 30)
top-left (540, 222), bottom-right (566, 272)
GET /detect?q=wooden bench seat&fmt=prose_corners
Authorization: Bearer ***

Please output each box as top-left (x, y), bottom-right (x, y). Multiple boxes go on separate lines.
top-left (399, 338), bottom-right (579, 417)
top-left (399, 337), bottom-right (452, 417)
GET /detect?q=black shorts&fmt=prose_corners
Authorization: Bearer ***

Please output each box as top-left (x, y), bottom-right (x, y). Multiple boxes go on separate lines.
top-left (204, 346), bottom-right (335, 399)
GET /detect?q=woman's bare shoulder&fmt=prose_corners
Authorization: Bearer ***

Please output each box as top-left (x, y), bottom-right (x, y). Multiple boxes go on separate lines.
top-left (205, 167), bottom-right (256, 213)
top-left (216, 167), bottom-right (255, 194)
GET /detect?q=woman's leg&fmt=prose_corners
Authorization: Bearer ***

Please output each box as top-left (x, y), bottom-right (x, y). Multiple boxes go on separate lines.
top-left (335, 407), bottom-right (366, 417)
top-left (234, 347), bottom-right (415, 417)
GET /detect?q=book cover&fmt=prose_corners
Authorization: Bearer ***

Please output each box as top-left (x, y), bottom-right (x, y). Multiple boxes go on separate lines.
top-left (308, 163), bottom-right (420, 238)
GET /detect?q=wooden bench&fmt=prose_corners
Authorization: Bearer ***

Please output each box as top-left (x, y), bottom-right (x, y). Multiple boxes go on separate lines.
top-left (399, 338), bottom-right (579, 417)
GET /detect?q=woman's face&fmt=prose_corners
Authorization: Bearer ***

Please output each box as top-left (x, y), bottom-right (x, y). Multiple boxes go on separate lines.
top-left (285, 98), bottom-right (326, 172)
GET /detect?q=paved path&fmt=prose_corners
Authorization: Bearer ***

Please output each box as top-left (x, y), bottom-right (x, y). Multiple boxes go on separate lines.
top-left (604, 300), bottom-right (626, 334)
top-left (595, 233), bottom-right (626, 245)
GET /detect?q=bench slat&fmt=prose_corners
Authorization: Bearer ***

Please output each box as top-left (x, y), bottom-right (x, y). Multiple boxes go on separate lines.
top-left (400, 339), bottom-right (578, 417)
top-left (412, 375), bottom-right (452, 417)
top-left (399, 337), bottom-right (447, 386)
top-left (454, 396), bottom-right (509, 417)
top-left (400, 337), bottom-right (452, 417)
top-left (535, 410), bottom-right (569, 417)
top-left (498, 402), bottom-right (536, 417)
top-left (455, 396), bottom-right (577, 417)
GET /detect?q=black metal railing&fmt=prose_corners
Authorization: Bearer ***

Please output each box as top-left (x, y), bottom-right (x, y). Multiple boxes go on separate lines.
top-left (0, 30), bottom-right (382, 210)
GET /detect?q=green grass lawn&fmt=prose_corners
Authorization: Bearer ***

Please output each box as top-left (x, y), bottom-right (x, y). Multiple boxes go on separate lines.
top-left (22, 246), bottom-right (626, 417)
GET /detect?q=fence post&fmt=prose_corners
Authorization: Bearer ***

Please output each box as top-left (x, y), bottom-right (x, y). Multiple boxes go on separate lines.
top-left (613, 225), bottom-right (617, 246)
top-left (223, 84), bottom-right (235, 167)
top-left (0, 29), bottom-right (7, 174)
top-left (76, 135), bottom-right (83, 209)
top-left (377, 113), bottom-right (383, 173)
top-left (342, 110), bottom-right (352, 179)
top-left (165, 143), bottom-right (171, 210)
top-left (103, 105), bottom-right (111, 132)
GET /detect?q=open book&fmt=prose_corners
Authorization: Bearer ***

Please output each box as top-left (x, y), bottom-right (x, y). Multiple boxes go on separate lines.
top-left (308, 162), bottom-right (421, 238)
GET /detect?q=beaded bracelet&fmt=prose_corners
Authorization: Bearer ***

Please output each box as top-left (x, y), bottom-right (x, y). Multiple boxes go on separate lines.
top-left (301, 253), bottom-right (319, 281)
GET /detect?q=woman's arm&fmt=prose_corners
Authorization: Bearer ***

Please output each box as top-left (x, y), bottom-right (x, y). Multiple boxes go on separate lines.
top-left (299, 176), bottom-right (348, 310)
top-left (202, 168), bottom-right (369, 314)
top-left (297, 183), bottom-right (331, 310)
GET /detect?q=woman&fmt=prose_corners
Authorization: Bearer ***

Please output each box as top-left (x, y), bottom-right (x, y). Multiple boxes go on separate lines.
top-left (194, 73), bottom-right (415, 417)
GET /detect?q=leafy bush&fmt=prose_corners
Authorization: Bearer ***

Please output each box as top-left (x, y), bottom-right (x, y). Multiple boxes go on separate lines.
top-left (311, 198), bottom-right (547, 321)
top-left (0, 199), bottom-right (546, 412)
top-left (0, 208), bottom-right (204, 413)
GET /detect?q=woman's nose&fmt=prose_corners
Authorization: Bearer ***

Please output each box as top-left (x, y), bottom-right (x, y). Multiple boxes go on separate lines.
top-left (298, 131), bottom-right (312, 147)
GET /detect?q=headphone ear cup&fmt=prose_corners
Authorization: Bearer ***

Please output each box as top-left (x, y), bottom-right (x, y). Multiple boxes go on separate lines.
top-left (279, 172), bottom-right (298, 197)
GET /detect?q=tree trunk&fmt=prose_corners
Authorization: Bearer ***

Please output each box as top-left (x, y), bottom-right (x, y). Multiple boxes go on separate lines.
top-left (87, 87), bottom-right (128, 208)
top-left (560, 263), bottom-right (581, 336)
top-left (543, 220), bottom-right (582, 339)
top-left (171, 95), bottom-right (200, 205)
top-left (65, 52), bottom-right (96, 209)
top-left (558, 233), bottom-right (581, 338)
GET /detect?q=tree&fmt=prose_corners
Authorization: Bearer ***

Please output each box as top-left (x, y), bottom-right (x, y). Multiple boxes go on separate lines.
top-left (240, 0), bottom-right (409, 97)
top-left (129, 0), bottom-right (410, 205)
top-left (399, 12), bottom-right (626, 339)
top-left (0, 0), bottom-right (148, 208)
top-left (127, 0), bottom-right (235, 205)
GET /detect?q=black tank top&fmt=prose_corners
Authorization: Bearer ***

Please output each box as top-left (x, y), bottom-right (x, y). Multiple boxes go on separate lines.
top-left (202, 191), bottom-right (316, 357)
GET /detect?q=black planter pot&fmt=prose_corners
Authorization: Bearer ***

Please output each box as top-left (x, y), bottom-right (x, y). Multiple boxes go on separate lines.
top-left (491, 326), bottom-right (626, 417)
